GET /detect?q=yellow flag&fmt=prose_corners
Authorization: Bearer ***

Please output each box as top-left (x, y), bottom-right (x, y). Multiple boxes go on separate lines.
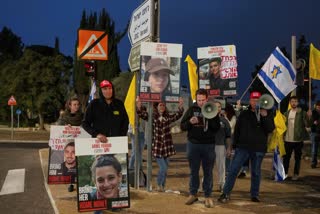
top-left (184, 55), bottom-right (198, 101)
top-left (268, 110), bottom-right (286, 156)
top-left (309, 43), bottom-right (320, 80)
top-left (124, 73), bottom-right (136, 134)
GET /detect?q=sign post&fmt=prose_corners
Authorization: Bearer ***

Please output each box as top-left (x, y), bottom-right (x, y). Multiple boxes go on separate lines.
top-left (8, 96), bottom-right (17, 140)
top-left (16, 109), bottom-right (22, 129)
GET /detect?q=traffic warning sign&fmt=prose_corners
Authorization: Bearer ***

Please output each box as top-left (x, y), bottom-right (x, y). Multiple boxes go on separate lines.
top-left (8, 96), bottom-right (17, 106)
top-left (77, 30), bottom-right (108, 60)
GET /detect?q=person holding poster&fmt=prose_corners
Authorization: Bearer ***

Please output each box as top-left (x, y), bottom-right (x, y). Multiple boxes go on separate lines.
top-left (136, 96), bottom-right (184, 192)
top-left (82, 80), bottom-right (129, 142)
top-left (57, 96), bottom-right (83, 126)
top-left (90, 155), bottom-right (123, 199)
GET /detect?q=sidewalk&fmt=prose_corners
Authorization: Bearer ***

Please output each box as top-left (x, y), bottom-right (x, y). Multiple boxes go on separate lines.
top-left (36, 132), bottom-right (320, 214)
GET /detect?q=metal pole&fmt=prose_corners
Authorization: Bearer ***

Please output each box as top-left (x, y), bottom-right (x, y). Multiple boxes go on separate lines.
top-left (291, 36), bottom-right (297, 96)
top-left (146, 102), bottom-right (153, 191)
top-left (134, 72), bottom-right (140, 189)
top-left (18, 114), bottom-right (20, 129)
top-left (11, 106), bottom-right (13, 140)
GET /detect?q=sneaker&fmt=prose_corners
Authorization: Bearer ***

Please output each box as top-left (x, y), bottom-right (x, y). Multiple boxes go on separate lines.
top-left (237, 171), bottom-right (246, 178)
top-left (217, 193), bottom-right (230, 203)
top-left (292, 174), bottom-right (299, 181)
top-left (251, 197), bottom-right (260, 202)
top-left (204, 197), bottom-right (214, 208)
top-left (185, 195), bottom-right (198, 205)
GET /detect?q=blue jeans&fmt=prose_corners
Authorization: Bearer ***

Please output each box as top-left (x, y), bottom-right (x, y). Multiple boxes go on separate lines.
top-left (223, 148), bottom-right (265, 198)
top-left (129, 131), bottom-right (145, 169)
top-left (156, 158), bottom-right (169, 187)
top-left (186, 141), bottom-right (215, 197)
top-left (311, 132), bottom-right (319, 166)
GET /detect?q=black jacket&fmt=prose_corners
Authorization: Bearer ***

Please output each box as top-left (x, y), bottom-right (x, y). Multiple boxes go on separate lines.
top-left (82, 98), bottom-right (129, 137)
top-left (180, 103), bottom-right (220, 144)
top-left (233, 107), bottom-right (275, 152)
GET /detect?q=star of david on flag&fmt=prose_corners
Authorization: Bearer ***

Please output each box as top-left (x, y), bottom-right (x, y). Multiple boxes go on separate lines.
top-left (257, 47), bottom-right (297, 103)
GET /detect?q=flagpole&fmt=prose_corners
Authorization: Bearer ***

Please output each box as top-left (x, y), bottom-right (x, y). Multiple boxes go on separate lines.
top-left (239, 75), bottom-right (258, 101)
top-left (309, 77), bottom-right (312, 109)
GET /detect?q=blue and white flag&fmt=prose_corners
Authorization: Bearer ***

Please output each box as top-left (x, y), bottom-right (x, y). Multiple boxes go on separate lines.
top-left (88, 81), bottom-right (96, 103)
top-left (273, 146), bottom-right (287, 181)
top-left (258, 47), bottom-right (297, 103)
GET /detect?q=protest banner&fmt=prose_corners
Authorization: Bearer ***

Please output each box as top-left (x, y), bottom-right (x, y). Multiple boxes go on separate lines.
top-left (139, 42), bottom-right (183, 102)
top-left (197, 45), bottom-right (238, 97)
top-left (75, 137), bottom-right (130, 212)
top-left (47, 125), bottom-right (91, 184)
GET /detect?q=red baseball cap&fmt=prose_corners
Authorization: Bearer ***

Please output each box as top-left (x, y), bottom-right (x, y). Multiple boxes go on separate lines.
top-left (250, 91), bottom-right (261, 99)
top-left (100, 80), bottom-right (112, 88)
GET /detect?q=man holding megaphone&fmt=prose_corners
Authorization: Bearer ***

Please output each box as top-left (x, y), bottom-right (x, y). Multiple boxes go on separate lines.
top-left (181, 89), bottom-right (220, 208)
top-left (218, 91), bottom-right (275, 203)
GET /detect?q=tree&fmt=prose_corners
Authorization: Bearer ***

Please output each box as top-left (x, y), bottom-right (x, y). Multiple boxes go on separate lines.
top-left (0, 26), bottom-right (24, 63)
top-left (3, 47), bottom-right (72, 129)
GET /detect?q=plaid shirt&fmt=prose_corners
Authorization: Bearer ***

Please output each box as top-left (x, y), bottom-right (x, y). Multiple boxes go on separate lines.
top-left (137, 107), bottom-right (184, 158)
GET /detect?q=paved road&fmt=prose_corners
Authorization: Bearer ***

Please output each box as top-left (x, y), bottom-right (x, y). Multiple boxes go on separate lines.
top-left (0, 146), bottom-right (54, 214)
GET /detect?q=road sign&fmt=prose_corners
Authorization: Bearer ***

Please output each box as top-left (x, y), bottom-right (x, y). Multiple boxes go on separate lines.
top-left (8, 96), bottom-right (17, 106)
top-left (16, 109), bottom-right (22, 115)
top-left (128, 0), bottom-right (153, 46)
top-left (128, 37), bottom-right (151, 71)
top-left (77, 30), bottom-right (108, 60)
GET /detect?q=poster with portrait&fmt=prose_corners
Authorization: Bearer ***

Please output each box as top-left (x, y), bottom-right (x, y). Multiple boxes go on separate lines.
top-left (47, 125), bottom-right (91, 184)
top-left (197, 45), bottom-right (238, 97)
top-left (139, 42), bottom-right (183, 102)
top-left (75, 137), bottom-right (129, 212)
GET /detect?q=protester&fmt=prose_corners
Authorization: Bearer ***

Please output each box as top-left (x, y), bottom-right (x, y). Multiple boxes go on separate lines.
top-left (82, 80), bottom-right (129, 143)
top-left (90, 155), bottom-right (123, 199)
top-left (310, 101), bottom-right (320, 168)
top-left (136, 96), bottom-right (184, 192)
top-left (180, 89), bottom-right (220, 208)
top-left (213, 100), bottom-right (231, 192)
top-left (218, 91), bottom-right (275, 203)
top-left (56, 141), bottom-right (76, 178)
top-left (144, 58), bottom-right (174, 94)
top-left (283, 96), bottom-right (312, 180)
top-left (57, 96), bottom-right (83, 126)
top-left (224, 103), bottom-right (237, 175)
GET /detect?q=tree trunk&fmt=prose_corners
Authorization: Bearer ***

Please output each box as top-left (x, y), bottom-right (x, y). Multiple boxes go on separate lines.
top-left (38, 113), bottom-right (45, 130)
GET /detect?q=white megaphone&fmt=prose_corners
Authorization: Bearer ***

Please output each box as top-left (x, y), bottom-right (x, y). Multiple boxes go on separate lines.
top-left (201, 102), bottom-right (218, 119)
top-left (258, 94), bottom-right (274, 110)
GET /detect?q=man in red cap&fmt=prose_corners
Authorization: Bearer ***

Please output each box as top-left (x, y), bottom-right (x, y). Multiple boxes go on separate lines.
top-left (82, 80), bottom-right (129, 143)
top-left (218, 91), bottom-right (275, 203)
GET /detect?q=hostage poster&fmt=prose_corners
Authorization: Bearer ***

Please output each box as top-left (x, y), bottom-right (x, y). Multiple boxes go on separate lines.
top-left (139, 41), bottom-right (183, 103)
top-left (47, 125), bottom-right (90, 184)
top-left (75, 137), bottom-right (129, 212)
top-left (197, 45), bottom-right (238, 97)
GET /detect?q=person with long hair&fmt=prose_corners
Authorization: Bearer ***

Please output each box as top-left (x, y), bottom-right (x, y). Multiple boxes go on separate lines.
top-left (57, 96), bottom-right (83, 126)
top-left (136, 96), bottom-right (184, 192)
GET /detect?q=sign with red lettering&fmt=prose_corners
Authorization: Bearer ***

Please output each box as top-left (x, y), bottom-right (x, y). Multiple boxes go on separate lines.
top-left (8, 95), bottom-right (17, 106)
top-left (197, 45), bottom-right (238, 97)
top-left (75, 137), bottom-right (130, 212)
top-left (47, 125), bottom-right (91, 184)
top-left (139, 42), bottom-right (183, 102)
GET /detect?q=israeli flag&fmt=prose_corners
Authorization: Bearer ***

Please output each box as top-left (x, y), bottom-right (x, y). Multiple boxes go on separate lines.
top-left (273, 146), bottom-right (287, 181)
top-left (258, 47), bottom-right (296, 103)
top-left (88, 81), bottom-right (96, 103)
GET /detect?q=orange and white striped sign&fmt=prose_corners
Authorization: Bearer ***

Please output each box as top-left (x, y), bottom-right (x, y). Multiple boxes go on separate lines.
top-left (77, 30), bottom-right (108, 60)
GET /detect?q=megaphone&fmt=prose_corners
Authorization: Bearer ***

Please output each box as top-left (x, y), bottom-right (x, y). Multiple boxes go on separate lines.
top-left (258, 94), bottom-right (274, 110)
top-left (201, 102), bottom-right (218, 119)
